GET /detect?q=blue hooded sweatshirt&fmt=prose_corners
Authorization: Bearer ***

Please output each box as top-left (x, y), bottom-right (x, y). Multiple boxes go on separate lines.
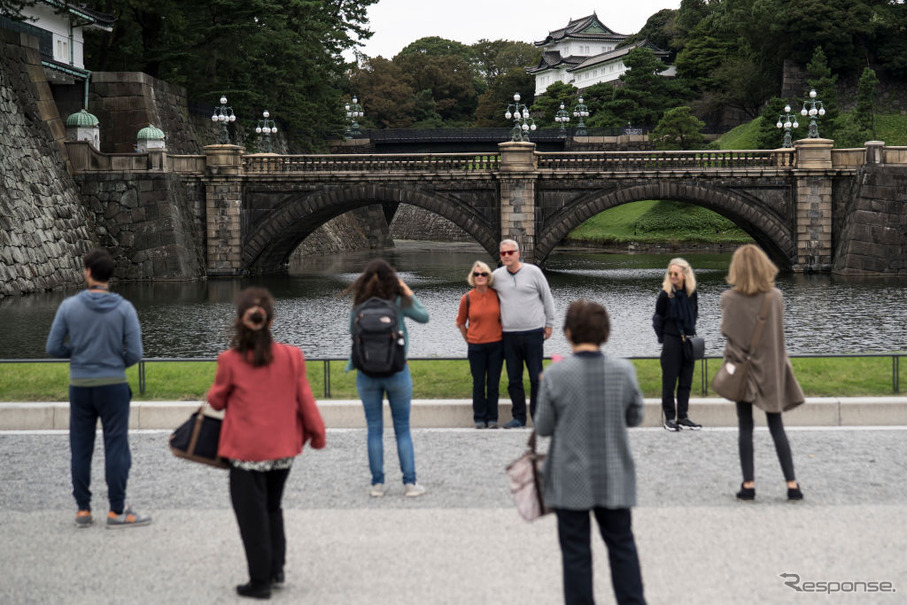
top-left (45, 290), bottom-right (143, 383)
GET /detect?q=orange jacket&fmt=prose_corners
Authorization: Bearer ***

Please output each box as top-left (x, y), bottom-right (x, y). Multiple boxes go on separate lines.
top-left (456, 288), bottom-right (503, 344)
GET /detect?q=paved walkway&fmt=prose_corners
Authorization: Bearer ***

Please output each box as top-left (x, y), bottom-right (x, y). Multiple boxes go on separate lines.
top-left (1, 427), bottom-right (905, 604)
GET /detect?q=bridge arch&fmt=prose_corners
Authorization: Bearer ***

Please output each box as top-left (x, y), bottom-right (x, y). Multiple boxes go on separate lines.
top-left (242, 184), bottom-right (499, 272)
top-left (536, 182), bottom-right (796, 269)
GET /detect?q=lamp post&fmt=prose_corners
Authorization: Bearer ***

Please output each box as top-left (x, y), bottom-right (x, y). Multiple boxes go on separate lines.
top-left (504, 92), bottom-right (536, 142)
top-left (775, 104), bottom-right (800, 148)
top-left (554, 103), bottom-right (570, 136)
top-left (800, 89), bottom-right (826, 139)
top-left (211, 95), bottom-right (236, 145)
top-left (344, 96), bottom-right (364, 139)
top-left (255, 110), bottom-right (277, 153)
top-left (572, 97), bottom-right (590, 136)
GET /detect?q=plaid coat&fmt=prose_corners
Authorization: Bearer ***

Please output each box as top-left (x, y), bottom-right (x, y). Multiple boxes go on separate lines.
top-left (535, 352), bottom-right (644, 510)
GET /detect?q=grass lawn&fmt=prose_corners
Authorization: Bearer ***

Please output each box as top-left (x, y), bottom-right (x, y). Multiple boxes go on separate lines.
top-left (1, 356), bottom-right (900, 402)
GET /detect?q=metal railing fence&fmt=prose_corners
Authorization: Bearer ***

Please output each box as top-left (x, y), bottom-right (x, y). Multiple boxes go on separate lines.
top-left (1, 353), bottom-right (901, 398)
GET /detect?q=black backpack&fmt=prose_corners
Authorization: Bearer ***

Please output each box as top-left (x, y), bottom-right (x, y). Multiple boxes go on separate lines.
top-left (351, 297), bottom-right (406, 377)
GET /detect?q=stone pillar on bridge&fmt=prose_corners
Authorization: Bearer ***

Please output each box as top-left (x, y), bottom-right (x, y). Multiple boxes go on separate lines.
top-left (497, 142), bottom-right (538, 262)
top-left (203, 145), bottom-right (245, 276)
top-left (793, 138), bottom-right (834, 272)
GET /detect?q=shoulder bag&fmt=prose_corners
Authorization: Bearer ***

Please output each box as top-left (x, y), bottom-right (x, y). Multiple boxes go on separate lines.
top-left (505, 430), bottom-right (550, 522)
top-left (169, 404), bottom-right (229, 469)
top-left (711, 293), bottom-right (773, 402)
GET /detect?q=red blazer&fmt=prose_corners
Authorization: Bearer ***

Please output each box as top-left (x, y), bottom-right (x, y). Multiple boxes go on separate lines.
top-left (207, 343), bottom-right (326, 461)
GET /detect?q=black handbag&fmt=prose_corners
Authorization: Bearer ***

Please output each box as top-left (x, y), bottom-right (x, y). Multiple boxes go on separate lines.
top-left (169, 405), bottom-right (229, 469)
top-left (683, 334), bottom-right (705, 360)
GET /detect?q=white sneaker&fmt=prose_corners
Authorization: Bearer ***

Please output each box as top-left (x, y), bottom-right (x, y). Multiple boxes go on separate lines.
top-left (369, 483), bottom-right (386, 498)
top-left (404, 483), bottom-right (427, 498)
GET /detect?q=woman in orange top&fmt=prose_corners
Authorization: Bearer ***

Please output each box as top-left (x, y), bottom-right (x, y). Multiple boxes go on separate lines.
top-left (456, 260), bottom-right (504, 429)
top-left (208, 287), bottom-right (326, 599)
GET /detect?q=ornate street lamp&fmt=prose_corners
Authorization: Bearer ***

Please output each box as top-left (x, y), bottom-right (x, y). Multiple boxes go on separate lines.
top-left (800, 89), bottom-right (826, 139)
top-left (504, 92), bottom-right (536, 142)
top-left (255, 110), bottom-right (277, 153)
top-left (344, 96), bottom-right (364, 139)
top-left (211, 95), bottom-right (236, 145)
top-left (572, 97), bottom-right (590, 136)
top-left (554, 103), bottom-right (570, 136)
top-left (775, 104), bottom-right (800, 148)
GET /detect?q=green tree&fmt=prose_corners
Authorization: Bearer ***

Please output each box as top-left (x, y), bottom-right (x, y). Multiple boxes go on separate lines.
top-left (804, 46), bottom-right (839, 141)
top-left (855, 67), bottom-right (879, 140)
top-left (529, 81), bottom-right (579, 128)
top-left (472, 39), bottom-right (539, 89)
top-left (651, 106), bottom-right (706, 150)
top-left (474, 67), bottom-right (534, 127)
top-left (755, 97), bottom-right (791, 150)
top-left (81, 0), bottom-right (377, 150)
top-left (349, 57), bottom-right (415, 128)
top-left (0, 0), bottom-right (36, 20)
top-left (619, 9), bottom-right (677, 58)
top-left (603, 47), bottom-right (685, 127)
top-left (393, 52), bottom-right (478, 124)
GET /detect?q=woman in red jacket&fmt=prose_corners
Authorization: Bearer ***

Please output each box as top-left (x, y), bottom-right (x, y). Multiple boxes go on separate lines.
top-left (208, 287), bottom-right (326, 600)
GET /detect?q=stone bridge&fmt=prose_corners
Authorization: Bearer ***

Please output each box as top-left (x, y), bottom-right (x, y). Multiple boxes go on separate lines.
top-left (65, 139), bottom-right (907, 276)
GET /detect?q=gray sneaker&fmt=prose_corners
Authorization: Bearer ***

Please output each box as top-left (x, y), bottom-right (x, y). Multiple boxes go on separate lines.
top-left (106, 506), bottom-right (151, 529)
top-left (369, 483), bottom-right (386, 498)
top-left (75, 510), bottom-right (93, 528)
top-left (486, 421), bottom-right (499, 429)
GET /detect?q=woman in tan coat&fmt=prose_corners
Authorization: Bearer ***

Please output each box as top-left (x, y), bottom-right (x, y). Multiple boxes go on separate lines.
top-left (719, 245), bottom-right (804, 501)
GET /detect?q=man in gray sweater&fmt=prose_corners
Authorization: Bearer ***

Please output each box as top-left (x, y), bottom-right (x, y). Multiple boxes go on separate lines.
top-left (492, 239), bottom-right (556, 428)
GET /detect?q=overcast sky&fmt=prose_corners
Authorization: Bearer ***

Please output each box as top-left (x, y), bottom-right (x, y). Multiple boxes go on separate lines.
top-left (354, 1), bottom-right (681, 59)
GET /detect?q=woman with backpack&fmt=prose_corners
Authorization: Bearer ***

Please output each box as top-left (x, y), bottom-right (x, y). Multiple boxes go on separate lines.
top-left (455, 260), bottom-right (503, 429)
top-left (345, 259), bottom-right (430, 498)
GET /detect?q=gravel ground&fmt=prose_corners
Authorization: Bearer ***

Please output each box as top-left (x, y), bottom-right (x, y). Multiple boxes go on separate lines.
top-left (1, 427), bottom-right (905, 604)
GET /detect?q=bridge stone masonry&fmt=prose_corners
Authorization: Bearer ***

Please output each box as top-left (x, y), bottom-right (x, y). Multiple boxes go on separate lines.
top-left (64, 139), bottom-right (907, 277)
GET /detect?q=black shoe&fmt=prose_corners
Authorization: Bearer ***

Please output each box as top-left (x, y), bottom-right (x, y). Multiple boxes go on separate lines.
top-left (736, 483), bottom-right (756, 501)
top-left (271, 571), bottom-right (285, 588)
top-left (787, 485), bottom-right (804, 501)
top-left (663, 419), bottom-right (680, 431)
top-left (677, 417), bottom-right (702, 430)
top-left (236, 582), bottom-right (271, 599)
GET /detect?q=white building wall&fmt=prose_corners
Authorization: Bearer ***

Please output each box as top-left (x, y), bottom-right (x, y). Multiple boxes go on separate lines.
top-left (20, 3), bottom-right (86, 68)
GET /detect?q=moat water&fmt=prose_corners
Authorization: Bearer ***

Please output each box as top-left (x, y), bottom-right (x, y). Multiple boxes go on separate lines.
top-left (2, 242), bottom-right (906, 360)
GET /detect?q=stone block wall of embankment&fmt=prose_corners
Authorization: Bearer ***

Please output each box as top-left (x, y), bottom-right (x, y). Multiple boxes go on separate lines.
top-left (0, 30), bottom-right (95, 297)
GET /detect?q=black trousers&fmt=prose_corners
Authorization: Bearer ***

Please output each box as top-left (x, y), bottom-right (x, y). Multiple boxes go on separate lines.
top-left (502, 330), bottom-right (545, 423)
top-left (555, 508), bottom-right (646, 605)
top-left (736, 401), bottom-right (796, 482)
top-left (660, 335), bottom-right (694, 421)
top-left (229, 466), bottom-right (291, 585)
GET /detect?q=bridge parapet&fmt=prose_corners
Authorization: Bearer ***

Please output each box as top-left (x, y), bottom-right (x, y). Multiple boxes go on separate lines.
top-left (243, 152), bottom-right (501, 173)
top-left (536, 149), bottom-right (795, 171)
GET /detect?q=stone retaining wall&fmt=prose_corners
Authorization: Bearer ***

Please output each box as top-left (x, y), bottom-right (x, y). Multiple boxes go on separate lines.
top-left (0, 29), bottom-right (95, 297)
top-left (833, 164), bottom-right (907, 275)
top-left (74, 173), bottom-right (206, 280)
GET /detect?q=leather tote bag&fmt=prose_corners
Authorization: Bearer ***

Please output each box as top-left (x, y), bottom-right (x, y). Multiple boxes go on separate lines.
top-left (505, 431), bottom-right (550, 522)
top-left (712, 293), bottom-right (772, 402)
top-left (169, 404), bottom-right (229, 469)
top-left (683, 335), bottom-right (705, 361)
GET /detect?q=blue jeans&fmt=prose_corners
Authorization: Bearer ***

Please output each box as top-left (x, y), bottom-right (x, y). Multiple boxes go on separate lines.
top-left (357, 365), bottom-right (416, 485)
top-left (468, 341), bottom-right (503, 423)
top-left (502, 330), bottom-right (545, 424)
top-left (69, 383), bottom-right (132, 513)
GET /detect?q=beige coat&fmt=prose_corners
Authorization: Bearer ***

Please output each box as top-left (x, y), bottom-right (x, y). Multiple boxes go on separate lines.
top-left (719, 287), bottom-right (805, 413)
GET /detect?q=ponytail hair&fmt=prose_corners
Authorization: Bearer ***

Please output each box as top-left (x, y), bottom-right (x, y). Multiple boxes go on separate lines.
top-left (230, 287), bottom-right (274, 367)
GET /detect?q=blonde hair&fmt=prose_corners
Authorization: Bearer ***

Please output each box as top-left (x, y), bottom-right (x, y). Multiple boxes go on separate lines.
top-left (661, 257), bottom-right (696, 296)
top-left (726, 244), bottom-right (777, 295)
top-left (467, 260), bottom-right (494, 287)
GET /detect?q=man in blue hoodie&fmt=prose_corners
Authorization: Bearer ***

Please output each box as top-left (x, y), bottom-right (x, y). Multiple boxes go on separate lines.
top-left (46, 248), bottom-right (150, 528)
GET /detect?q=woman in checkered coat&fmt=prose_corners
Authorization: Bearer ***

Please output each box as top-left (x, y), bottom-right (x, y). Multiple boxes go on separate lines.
top-left (536, 299), bottom-right (647, 605)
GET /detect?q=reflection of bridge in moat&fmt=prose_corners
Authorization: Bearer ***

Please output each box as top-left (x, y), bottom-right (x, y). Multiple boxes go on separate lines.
top-left (66, 139), bottom-right (907, 276)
